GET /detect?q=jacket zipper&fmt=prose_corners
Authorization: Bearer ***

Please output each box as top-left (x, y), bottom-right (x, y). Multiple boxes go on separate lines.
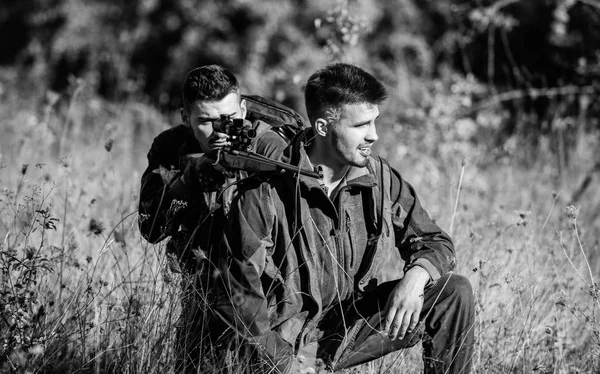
top-left (345, 211), bottom-right (354, 270)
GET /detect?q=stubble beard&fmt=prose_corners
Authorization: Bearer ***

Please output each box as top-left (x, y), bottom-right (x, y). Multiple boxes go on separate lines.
top-left (331, 131), bottom-right (369, 168)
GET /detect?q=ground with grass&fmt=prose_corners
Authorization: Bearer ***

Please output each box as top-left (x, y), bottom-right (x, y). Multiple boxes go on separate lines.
top-left (1, 85), bottom-right (599, 373)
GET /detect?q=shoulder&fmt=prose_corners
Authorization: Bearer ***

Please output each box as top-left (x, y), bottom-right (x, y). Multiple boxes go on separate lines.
top-left (237, 173), bottom-right (280, 195)
top-left (252, 121), bottom-right (289, 159)
top-left (369, 155), bottom-right (404, 203)
top-left (147, 124), bottom-right (192, 163)
top-left (233, 174), bottom-right (281, 214)
top-left (152, 124), bottom-right (192, 146)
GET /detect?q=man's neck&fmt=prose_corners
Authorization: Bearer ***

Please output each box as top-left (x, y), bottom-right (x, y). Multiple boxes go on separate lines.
top-left (307, 141), bottom-right (349, 196)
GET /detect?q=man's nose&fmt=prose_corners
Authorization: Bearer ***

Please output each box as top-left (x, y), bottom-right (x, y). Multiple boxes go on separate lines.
top-left (366, 122), bottom-right (378, 142)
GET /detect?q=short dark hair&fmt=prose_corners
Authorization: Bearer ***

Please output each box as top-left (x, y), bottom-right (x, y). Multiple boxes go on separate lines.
top-left (181, 65), bottom-right (240, 111)
top-left (304, 63), bottom-right (387, 123)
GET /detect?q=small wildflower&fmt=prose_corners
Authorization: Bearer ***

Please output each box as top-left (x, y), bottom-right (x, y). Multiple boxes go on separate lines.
top-left (35, 163), bottom-right (46, 169)
top-left (566, 205), bottom-right (580, 221)
top-left (104, 138), bottom-right (114, 153)
top-left (193, 248), bottom-right (208, 264)
top-left (515, 210), bottom-right (531, 226)
top-left (88, 218), bottom-right (104, 235)
top-left (566, 205), bottom-right (580, 229)
top-left (556, 290), bottom-right (568, 307)
top-left (46, 90), bottom-right (60, 107)
top-left (114, 229), bottom-right (126, 246)
top-left (59, 157), bottom-right (71, 168)
top-left (25, 246), bottom-right (36, 260)
top-left (168, 199), bottom-right (188, 215)
top-left (552, 190), bottom-right (559, 199)
top-left (21, 164), bottom-right (29, 175)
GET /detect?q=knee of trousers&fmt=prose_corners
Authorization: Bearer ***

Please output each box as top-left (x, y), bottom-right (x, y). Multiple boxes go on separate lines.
top-left (439, 273), bottom-right (474, 306)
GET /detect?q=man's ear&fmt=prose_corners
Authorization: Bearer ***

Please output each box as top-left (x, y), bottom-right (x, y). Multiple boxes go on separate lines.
top-left (314, 118), bottom-right (328, 137)
top-left (180, 108), bottom-right (189, 126)
top-left (240, 98), bottom-right (247, 119)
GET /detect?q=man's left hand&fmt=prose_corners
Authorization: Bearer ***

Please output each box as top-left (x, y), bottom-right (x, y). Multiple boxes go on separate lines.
top-left (382, 266), bottom-right (430, 340)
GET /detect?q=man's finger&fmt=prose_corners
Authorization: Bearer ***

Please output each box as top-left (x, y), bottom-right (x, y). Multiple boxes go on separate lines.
top-left (405, 313), bottom-right (419, 337)
top-left (387, 310), bottom-right (405, 340)
top-left (396, 312), bottom-right (413, 340)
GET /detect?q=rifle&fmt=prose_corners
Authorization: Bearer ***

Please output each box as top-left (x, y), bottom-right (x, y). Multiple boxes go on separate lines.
top-left (187, 114), bottom-right (322, 179)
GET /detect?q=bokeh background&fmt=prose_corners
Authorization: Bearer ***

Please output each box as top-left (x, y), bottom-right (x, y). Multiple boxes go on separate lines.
top-left (1, 0), bottom-right (599, 373)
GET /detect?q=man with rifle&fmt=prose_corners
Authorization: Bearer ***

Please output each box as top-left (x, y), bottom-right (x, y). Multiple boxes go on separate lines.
top-left (138, 64), bottom-right (315, 372)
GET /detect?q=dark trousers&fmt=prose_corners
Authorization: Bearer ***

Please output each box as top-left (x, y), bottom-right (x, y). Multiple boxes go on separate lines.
top-left (179, 272), bottom-right (474, 374)
top-left (316, 273), bottom-right (475, 373)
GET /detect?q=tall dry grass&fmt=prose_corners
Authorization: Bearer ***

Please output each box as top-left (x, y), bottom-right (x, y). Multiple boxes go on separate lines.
top-left (1, 80), bottom-right (599, 373)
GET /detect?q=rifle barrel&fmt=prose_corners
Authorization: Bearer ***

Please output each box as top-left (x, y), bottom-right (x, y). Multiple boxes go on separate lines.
top-left (227, 148), bottom-right (322, 179)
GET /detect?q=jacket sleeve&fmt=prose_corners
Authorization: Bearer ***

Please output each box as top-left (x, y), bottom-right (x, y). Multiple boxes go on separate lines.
top-left (211, 182), bottom-right (294, 371)
top-left (254, 129), bottom-right (288, 161)
top-left (138, 128), bottom-right (190, 243)
top-left (213, 181), bottom-right (275, 334)
top-left (390, 168), bottom-right (456, 283)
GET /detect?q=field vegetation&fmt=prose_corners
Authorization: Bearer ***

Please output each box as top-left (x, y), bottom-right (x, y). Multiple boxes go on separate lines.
top-left (1, 0), bottom-right (599, 372)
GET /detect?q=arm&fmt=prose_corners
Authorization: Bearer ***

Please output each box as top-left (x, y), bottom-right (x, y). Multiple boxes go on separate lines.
top-left (138, 126), bottom-right (211, 243)
top-left (383, 168), bottom-right (455, 340)
top-left (138, 129), bottom-right (186, 243)
top-left (213, 180), bottom-right (275, 334)
top-left (211, 181), bottom-right (294, 371)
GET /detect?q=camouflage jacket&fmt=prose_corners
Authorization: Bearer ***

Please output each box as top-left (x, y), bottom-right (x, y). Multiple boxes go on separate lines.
top-left (138, 122), bottom-right (287, 268)
top-left (211, 128), bottom-right (456, 366)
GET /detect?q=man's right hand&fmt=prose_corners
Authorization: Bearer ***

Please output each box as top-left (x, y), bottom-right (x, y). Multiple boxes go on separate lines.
top-left (182, 152), bottom-right (226, 192)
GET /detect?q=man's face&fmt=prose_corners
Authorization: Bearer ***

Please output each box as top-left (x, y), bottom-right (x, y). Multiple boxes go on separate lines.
top-left (327, 102), bottom-right (380, 168)
top-left (182, 92), bottom-right (246, 152)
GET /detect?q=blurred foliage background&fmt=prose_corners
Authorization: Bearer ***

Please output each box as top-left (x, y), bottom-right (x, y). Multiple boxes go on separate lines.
top-left (2, 0), bottom-right (600, 172)
top-left (3, 0), bottom-right (600, 237)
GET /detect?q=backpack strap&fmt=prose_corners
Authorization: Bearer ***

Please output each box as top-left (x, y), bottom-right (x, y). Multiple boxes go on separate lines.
top-left (357, 156), bottom-right (396, 287)
top-left (375, 156), bottom-right (399, 238)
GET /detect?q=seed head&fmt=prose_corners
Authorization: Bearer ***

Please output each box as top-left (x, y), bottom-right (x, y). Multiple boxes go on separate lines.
top-left (88, 218), bottom-right (104, 235)
top-left (566, 205), bottom-right (580, 220)
top-left (566, 205), bottom-right (580, 229)
top-left (104, 138), bottom-right (114, 153)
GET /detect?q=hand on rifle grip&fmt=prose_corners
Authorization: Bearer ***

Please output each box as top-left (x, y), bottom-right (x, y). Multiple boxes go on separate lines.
top-left (183, 151), bottom-right (226, 192)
